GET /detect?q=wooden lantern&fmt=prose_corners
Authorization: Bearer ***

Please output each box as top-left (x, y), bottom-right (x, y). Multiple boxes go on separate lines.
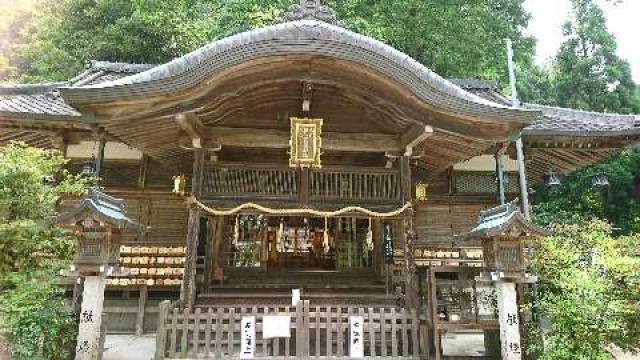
top-left (47, 189), bottom-right (144, 276)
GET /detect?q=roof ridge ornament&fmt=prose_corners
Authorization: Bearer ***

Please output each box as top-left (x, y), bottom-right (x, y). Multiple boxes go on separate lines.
top-left (281, 0), bottom-right (341, 26)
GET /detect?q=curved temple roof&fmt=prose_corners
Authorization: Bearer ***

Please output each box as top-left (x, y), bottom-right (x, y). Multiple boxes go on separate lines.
top-left (57, 20), bottom-right (539, 128)
top-left (0, 3), bottom-right (638, 177)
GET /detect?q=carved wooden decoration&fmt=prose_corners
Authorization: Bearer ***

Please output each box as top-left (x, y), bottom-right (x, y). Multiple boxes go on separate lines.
top-left (289, 117), bottom-right (323, 168)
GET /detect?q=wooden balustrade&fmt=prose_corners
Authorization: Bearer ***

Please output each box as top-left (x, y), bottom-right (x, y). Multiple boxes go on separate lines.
top-left (155, 300), bottom-right (428, 359)
top-left (202, 163), bottom-right (402, 205)
top-left (204, 164), bottom-right (298, 200)
top-left (310, 168), bottom-right (400, 202)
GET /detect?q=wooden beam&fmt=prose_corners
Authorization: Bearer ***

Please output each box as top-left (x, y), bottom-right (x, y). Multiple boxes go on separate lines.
top-left (401, 124), bottom-right (433, 156)
top-left (175, 113), bottom-right (206, 149)
top-left (184, 127), bottom-right (403, 153)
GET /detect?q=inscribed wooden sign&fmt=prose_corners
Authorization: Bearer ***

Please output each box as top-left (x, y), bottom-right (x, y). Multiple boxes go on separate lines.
top-left (349, 316), bottom-right (364, 358)
top-left (289, 117), bottom-right (322, 168)
top-left (262, 316), bottom-right (291, 338)
top-left (240, 316), bottom-right (255, 359)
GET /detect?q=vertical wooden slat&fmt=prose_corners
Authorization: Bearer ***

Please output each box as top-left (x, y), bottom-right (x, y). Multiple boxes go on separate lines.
top-left (380, 308), bottom-right (387, 356)
top-left (154, 300), bottom-right (170, 360)
top-left (391, 308), bottom-right (398, 356)
top-left (262, 306), bottom-right (269, 356)
top-left (315, 307), bottom-right (321, 357)
top-left (303, 300), bottom-right (310, 357)
top-left (296, 301), bottom-right (303, 356)
top-left (336, 307), bottom-right (344, 357)
top-left (411, 309), bottom-right (420, 356)
top-left (402, 310), bottom-right (409, 355)
top-left (273, 338), bottom-right (280, 357)
top-left (368, 307), bottom-right (376, 357)
top-left (326, 307), bottom-right (333, 357)
top-left (180, 308), bottom-right (189, 358)
top-left (228, 308), bottom-right (235, 355)
top-left (136, 286), bottom-right (148, 337)
top-left (204, 308), bottom-right (212, 357)
top-left (169, 307), bottom-right (178, 358)
top-left (193, 308), bottom-right (201, 356)
top-left (215, 308), bottom-right (223, 357)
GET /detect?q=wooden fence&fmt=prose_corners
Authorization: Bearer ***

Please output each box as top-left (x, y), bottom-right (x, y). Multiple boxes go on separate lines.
top-left (155, 300), bottom-right (429, 359)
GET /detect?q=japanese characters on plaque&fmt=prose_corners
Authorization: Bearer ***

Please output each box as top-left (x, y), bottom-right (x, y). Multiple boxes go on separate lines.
top-left (349, 316), bottom-right (364, 358)
top-left (289, 117), bottom-right (323, 168)
top-left (502, 312), bottom-right (521, 358)
top-left (383, 223), bottom-right (394, 264)
top-left (240, 316), bottom-right (256, 359)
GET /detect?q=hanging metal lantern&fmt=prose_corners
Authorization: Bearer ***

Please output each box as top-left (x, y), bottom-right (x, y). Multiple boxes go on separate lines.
top-left (544, 169), bottom-right (561, 186)
top-left (591, 173), bottom-right (609, 188)
top-left (82, 156), bottom-right (97, 177)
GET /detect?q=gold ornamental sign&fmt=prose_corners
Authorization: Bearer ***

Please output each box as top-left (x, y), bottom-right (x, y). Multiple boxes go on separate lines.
top-left (289, 117), bottom-right (323, 168)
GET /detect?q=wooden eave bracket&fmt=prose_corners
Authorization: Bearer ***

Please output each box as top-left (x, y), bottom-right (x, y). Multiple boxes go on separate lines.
top-left (175, 112), bottom-right (206, 149)
top-left (401, 124), bottom-right (434, 156)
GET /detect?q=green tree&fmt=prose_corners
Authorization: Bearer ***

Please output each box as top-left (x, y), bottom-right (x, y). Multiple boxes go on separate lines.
top-left (0, 142), bottom-right (91, 360)
top-left (553, 0), bottom-right (639, 114)
top-left (6, 0), bottom-right (535, 86)
top-left (524, 221), bottom-right (640, 360)
top-left (532, 149), bottom-right (640, 235)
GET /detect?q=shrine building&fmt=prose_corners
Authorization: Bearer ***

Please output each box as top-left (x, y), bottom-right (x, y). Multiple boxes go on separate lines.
top-left (1, 1), bottom-right (639, 359)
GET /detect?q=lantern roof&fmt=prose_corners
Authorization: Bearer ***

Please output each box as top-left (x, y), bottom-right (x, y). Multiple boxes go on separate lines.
top-left (454, 199), bottom-right (550, 242)
top-left (46, 188), bottom-right (145, 231)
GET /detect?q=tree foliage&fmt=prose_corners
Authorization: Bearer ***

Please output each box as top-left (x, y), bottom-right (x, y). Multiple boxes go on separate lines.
top-left (532, 149), bottom-right (640, 235)
top-left (552, 0), bottom-right (639, 114)
top-left (0, 142), bottom-right (90, 360)
top-left (525, 221), bottom-right (640, 360)
top-left (6, 0), bottom-right (535, 86)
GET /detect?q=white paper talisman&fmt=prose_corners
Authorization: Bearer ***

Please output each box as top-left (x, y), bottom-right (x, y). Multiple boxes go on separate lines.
top-left (240, 316), bottom-right (255, 359)
top-left (262, 315), bottom-right (291, 339)
top-left (349, 316), bottom-right (365, 358)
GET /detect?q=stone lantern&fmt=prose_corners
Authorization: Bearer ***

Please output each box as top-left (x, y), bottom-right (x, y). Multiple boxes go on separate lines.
top-left (455, 199), bottom-right (549, 360)
top-left (47, 189), bottom-right (143, 360)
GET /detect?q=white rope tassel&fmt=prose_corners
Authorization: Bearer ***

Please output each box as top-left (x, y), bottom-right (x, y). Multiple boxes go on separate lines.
top-left (323, 217), bottom-right (330, 254)
top-left (365, 217), bottom-right (374, 251)
top-left (276, 218), bottom-right (284, 252)
top-left (233, 215), bottom-right (239, 246)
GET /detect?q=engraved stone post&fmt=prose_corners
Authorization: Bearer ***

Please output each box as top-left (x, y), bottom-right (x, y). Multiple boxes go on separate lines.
top-left (76, 276), bottom-right (107, 360)
top-left (496, 281), bottom-right (522, 360)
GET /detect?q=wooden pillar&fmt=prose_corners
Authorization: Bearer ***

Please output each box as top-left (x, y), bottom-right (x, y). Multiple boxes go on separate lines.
top-left (94, 129), bottom-right (106, 177)
top-left (135, 286), bottom-right (148, 336)
top-left (181, 149), bottom-right (205, 308)
top-left (495, 148), bottom-right (506, 205)
top-left (137, 155), bottom-right (149, 189)
top-left (515, 137), bottom-right (531, 219)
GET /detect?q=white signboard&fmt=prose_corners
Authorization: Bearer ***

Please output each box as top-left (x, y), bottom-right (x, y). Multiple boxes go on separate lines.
top-left (349, 316), bottom-right (364, 358)
top-left (292, 289), bottom-right (301, 306)
top-left (240, 316), bottom-right (255, 359)
top-left (262, 316), bottom-right (291, 339)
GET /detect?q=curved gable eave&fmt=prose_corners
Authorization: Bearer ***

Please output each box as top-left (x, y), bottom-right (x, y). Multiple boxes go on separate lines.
top-left (58, 20), bottom-right (540, 128)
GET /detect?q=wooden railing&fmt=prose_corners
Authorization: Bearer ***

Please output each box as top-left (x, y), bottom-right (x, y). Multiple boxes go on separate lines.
top-left (202, 163), bottom-right (401, 205)
top-left (310, 168), bottom-right (400, 203)
top-left (203, 164), bottom-right (298, 200)
top-left (155, 300), bottom-right (428, 359)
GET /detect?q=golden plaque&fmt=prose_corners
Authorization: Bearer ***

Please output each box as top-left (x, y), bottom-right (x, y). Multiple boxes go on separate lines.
top-left (415, 182), bottom-right (428, 202)
top-left (289, 117), bottom-right (323, 168)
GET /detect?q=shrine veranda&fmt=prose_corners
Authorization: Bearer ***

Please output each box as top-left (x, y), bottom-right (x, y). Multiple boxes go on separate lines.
top-left (1, 1), bottom-right (639, 359)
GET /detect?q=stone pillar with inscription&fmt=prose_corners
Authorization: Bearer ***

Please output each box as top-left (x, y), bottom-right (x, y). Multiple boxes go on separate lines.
top-left (46, 190), bottom-right (143, 360)
top-left (496, 281), bottom-right (522, 360)
top-left (76, 276), bottom-right (107, 360)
